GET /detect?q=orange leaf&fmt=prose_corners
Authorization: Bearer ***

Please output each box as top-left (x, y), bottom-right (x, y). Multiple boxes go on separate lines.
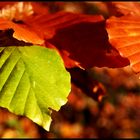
top-left (24, 12), bottom-right (129, 69)
top-left (0, 18), bottom-right (44, 44)
top-left (106, 15), bottom-right (140, 73)
top-left (24, 12), bottom-right (105, 39)
top-left (109, 2), bottom-right (140, 16)
top-left (0, 2), bottom-right (16, 8)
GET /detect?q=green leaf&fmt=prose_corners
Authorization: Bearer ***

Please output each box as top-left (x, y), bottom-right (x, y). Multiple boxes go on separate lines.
top-left (0, 45), bottom-right (71, 131)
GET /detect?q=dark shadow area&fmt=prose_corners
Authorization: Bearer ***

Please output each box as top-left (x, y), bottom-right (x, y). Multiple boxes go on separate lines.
top-left (49, 20), bottom-right (129, 69)
top-left (0, 29), bottom-right (32, 47)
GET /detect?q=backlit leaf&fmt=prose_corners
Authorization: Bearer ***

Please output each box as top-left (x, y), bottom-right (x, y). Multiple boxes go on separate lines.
top-left (0, 45), bottom-right (70, 131)
top-left (24, 12), bottom-right (129, 69)
top-left (0, 18), bottom-right (44, 44)
top-left (24, 11), bottom-right (104, 39)
top-left (109, 2), bottom-right (140, 16)
top-left (106, 15), bottom-right (140, 73)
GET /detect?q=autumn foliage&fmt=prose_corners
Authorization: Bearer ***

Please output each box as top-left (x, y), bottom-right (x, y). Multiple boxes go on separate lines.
top-left (0, 1), bottom-right (131, 71)
top-left (0, 1), bottom-right (140, 138)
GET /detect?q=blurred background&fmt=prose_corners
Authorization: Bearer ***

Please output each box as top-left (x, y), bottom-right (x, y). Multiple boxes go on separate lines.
top-left (0, 1), bottom-right (140, 138)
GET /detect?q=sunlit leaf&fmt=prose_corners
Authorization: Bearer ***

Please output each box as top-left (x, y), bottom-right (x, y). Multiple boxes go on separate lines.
top-left (0, 18), bottom-right (44, 44)
top-left (106, 15), bottom-right (140, 73)
top-left (0, 45), bottom-right (70, 130)
top-left (24, 12), bottom-right (129, 69)
top-left (109, 2), bottom-right (140, 16)
top-left (24, 11), bottom-right (104, 39)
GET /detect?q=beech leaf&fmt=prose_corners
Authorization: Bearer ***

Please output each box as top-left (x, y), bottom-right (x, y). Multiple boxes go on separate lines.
top-left (0, 18), bottom-right (44, 44)
top-left (108, 2), bottom-right (140, 16)
top-left (106, 15), bottom-right (140, 73)
top-left (24, 12), bottom-right (129, 69)
top-left (0, 45), bottom-right (70, 130)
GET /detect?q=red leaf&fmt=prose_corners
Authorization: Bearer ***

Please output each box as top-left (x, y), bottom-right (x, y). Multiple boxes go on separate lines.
top-left (0, 18), bottom-right (44, 44)
top-left (109, 2), bottom-right (140, 16)
top-left (24, 12), bottom-right (105, 39)
top-left (29, 2), bottom-right (49, 16)
top-left (24, 12), bottom-right (129, 69)
top-left (106, 15), bottom-right (140, 73)
top-left (0, 2), bottom-right (16, 8)
top-left (103, 2), bottom-right (140, 17)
